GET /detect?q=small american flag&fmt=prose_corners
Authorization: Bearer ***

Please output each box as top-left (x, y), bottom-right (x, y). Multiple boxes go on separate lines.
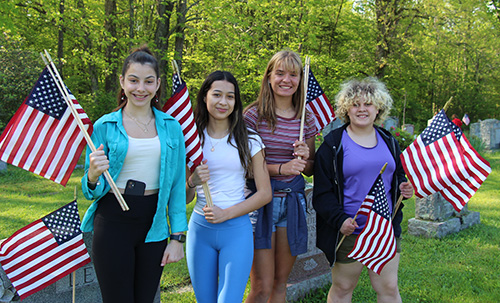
top-left (0, 67), bottom-right (92, 186)
top-left (401, 110), bottom-right (491, 211)
top-left (0, 201), bottom-right (91, 299)
top-left (305, 69), bottom-right (335, 132)
top-left (462, 114), bottom-right (470, 126)
top-left (347, 175), bottom-right (396, 275)
top-left (162, 73), bottom-right (203, 172)
top-left (356, 175), bottom-right (385, 217)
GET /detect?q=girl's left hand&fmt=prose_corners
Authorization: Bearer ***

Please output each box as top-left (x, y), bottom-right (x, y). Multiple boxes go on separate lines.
top-left (293, 140), bottom-right (310, 160)
top-left (203, 205), bottom-right (228, 224)
top-left (399, 181), bottom-right (414, 199)
top-left (160, 237), bottom-right (184, 266)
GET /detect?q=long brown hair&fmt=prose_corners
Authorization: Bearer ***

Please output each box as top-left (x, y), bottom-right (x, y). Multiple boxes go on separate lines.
top-left (244, 50), bottom-right (305, 132)
top-left (194, 71), bottom-right (257, 176)
top-left (114, 45), bottom-right (162, 111)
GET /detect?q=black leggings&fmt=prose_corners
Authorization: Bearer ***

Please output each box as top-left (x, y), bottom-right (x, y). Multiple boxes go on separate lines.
top-left (92, 193), bottom-right (167, 303)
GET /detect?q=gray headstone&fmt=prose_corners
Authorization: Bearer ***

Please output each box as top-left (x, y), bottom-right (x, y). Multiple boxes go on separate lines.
top-left (408, 192), bottom-right (480, 238)
top-left (286, 186), bottom-right (331, 302)
top-left (0, 161), bottom-right (6, 173)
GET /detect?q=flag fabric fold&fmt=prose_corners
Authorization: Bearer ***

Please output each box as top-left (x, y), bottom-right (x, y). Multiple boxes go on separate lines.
top-left (0, 67), bottom-right (93, 186)
top-left (162, 73), bottom-right (203, 172)
top-left (305, 69), bottom-right (335, 132)
top-left (347, 175), bottom-right (396, 275)
top-left (0, 200), bottom-right (91, 299)
top-left (401, 110), bottom-right (491, 211)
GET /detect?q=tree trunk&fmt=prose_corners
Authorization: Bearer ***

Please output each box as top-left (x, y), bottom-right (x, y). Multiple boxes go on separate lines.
top-left (154, 0), bottom-right (175, 99)
top-left (174, 0), bottom-right (187, 73)
top-left (129, 0), bottom-right (135, 48)
top-left (57, 0), bottom-right (65, 76)
top-left (104, 0), bottom-right (118, 93)
top-left (76, 0), bottom-right (99, 99)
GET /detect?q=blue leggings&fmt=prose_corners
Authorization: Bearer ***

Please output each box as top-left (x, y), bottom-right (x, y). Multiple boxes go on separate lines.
top-left (186, 212), bottom-right (253, 303)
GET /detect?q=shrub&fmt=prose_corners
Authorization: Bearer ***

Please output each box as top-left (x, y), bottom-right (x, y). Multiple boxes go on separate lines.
top-left (389, 126), bottom-right (414, 151)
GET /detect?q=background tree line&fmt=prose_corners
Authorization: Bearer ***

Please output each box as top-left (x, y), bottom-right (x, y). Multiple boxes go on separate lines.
top-left (1, 0), bottom-right (499, 133)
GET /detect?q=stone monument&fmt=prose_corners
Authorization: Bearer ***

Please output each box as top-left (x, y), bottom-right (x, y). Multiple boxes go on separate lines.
top-left (408, 192), bottom-right (480, 238)
top-left (286, 186), bottom-right (331, 302)
top-left (470, 119), bottom-right (500, 151)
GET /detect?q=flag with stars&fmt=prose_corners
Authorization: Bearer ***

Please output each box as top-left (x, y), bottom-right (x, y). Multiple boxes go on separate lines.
top-left (305, 68), bottom-right (335, 132)
top-left (0, 200), bottom-right (91, 299)
top-left (347, 175), bottom-right (396, 275)
top-left (356, 174), bottom-right (385, 217)
top-left (0, 67), bottom-right (92, 185)
top-left (162, 72), bottom-right (203, 172)
top-left (401, 110), bottom-right (491, 211)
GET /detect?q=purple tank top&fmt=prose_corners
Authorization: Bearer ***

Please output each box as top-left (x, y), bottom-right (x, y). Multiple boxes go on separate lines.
top-left (342, 130), bottom-right (395, 234)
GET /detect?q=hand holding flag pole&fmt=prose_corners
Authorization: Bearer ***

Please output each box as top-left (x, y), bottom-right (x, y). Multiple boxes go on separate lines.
top-left (169, 60), bottom-right (213, 207)
top-left (336, 163), bottom-right (388, 252)
top-left (40, 50), bottom-right (129, 211)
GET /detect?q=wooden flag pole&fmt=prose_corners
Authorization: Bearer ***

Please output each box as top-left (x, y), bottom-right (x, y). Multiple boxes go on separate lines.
top-left (391, 194), bottom-right (404, 221)
top-left (41, 50), bottom-right (129, 211)
top-left (442, 96), bottom-right (454, 113)
top-left (171, 60), bottom-right (213, 208)
top-left (336, 163), bottom-right (388, 252)
top-left (298, 56), bottom-right (310, 143)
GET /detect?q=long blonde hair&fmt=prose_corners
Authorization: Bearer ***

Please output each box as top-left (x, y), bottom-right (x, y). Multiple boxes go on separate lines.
top-left (245, 50), bottom-right (305, 131)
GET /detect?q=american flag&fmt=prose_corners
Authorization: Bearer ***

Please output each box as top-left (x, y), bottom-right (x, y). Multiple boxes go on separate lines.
top-left (305, 68), bottom-right (335, 132)
top-left (0, 67), bottom-right (92, 186)
top-left (347, 175), bottom-right (396, 275)
top-left (356, 175), bottom-right (385, 217)
top-left (401, 110), bottom-right (491, 211)
top-left (0, 201), bottom-right (91, 299)
top-left (162, 73), bottom-right (203, 172)
top-left (462, 114), bottom-right (470, 126)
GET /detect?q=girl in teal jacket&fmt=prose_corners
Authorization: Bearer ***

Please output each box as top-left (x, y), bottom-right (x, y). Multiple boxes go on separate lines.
top-left (81, 46), bottom-right (187, 303)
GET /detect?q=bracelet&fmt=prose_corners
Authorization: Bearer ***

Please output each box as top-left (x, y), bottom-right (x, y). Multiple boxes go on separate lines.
top-left (187, 178), bottom-right (196, 188)
top-left (278, 163), bottom-right (283, 175)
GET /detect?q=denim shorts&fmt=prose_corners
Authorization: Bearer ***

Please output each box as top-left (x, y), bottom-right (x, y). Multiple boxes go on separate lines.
top-left (249, 193), bottom-right (307, 232)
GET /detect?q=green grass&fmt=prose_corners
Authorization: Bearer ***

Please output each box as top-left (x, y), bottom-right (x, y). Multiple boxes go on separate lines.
top-left (1, 151), bottom-right (499, 302)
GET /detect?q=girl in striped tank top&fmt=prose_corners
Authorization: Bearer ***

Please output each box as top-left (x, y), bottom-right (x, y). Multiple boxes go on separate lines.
top-left (244, 50), bottom-right (317, 303)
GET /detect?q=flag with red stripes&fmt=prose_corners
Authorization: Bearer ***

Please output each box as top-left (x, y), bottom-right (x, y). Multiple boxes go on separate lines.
top-left (162, 73), bottom-right (203, 172)
top-left (0, 201), bottom-right (91, 299)
top-left (401, 110), bottom-right (491, 211)
top-left (305, 69), bottom-right (335, 132)
top-left (347, 175), bottom-right (396, 275)
top-left (0, 67), bottom-right (92, 186)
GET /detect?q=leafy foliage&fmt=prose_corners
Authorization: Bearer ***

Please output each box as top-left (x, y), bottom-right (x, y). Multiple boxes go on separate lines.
top-left (389, 126), bottom-right (414, 151)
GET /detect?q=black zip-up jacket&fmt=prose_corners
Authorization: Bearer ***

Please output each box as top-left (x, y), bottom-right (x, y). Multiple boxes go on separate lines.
top-left (312, 123), bottom-right (407, 266)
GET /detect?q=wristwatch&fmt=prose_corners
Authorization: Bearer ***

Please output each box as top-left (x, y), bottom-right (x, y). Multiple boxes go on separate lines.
top-left (170, 234), bottom-right (186, 243)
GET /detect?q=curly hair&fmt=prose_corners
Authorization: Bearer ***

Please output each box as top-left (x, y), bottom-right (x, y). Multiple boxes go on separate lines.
top-left (334, 77), bottom-right (393, 125)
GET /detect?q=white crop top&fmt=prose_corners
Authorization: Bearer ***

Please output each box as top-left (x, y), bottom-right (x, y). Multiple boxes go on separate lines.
top-left (116, 136), bottom-right (161, 190)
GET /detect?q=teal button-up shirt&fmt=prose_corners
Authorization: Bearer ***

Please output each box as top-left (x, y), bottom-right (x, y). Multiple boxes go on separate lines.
top-left (81, 107), bottom-right (188, 242)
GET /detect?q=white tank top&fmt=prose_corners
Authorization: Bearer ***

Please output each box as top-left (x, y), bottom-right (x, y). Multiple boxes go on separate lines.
top-left (116, 136), bottom-right (161, 190)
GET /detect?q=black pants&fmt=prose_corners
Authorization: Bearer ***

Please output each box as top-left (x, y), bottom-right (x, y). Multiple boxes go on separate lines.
top-left (92, 193), bottom-right (167, 303)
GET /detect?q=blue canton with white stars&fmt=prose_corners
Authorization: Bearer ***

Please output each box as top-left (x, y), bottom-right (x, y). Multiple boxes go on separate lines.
top-left (25, 68), bottom-right (68, 120)
top-left (370, 177), bottom-right (390, 220)
top-left (306, 70), bottom-right (323, 102)
top-left (42, 200), bottom-right (82, 245)
top-left (172, 73), bottom-right (183, 96)
top-left (420, 110), bottom-right (460, 146)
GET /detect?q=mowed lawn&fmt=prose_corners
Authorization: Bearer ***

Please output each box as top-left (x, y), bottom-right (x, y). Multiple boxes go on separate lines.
top-left (0, 151), bottom-right (499, 302)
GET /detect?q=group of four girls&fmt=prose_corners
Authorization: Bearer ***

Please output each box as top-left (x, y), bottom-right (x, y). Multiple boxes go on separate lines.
top-left (81, 46), bottom-right (413, 303)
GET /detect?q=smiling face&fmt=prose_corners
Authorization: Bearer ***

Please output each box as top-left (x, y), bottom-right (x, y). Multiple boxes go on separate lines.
top-left (205, 80), bottom-right (235, 122)
top-left (119, 62), bottom-right (160, 110)
top-left (268, 63), bottom-right (300, 99)
top-left (347, 97), bottom-right (379, 129)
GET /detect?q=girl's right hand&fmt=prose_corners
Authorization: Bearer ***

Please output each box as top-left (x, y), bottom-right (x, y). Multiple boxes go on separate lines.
top-left (88, 144), bottom-right (109, 182)
top-left (340, 217), bottom-right (359, 236)
top-left (189, 159), bottom-right (210, 187)
top-left (280, 158), bottom-right (307, 176)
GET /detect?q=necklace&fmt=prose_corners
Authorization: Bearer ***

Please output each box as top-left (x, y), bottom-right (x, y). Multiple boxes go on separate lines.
top-left (123, 110), bottom-right (154, 133)
top-left (207, 130), bottom-right (228, 152)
